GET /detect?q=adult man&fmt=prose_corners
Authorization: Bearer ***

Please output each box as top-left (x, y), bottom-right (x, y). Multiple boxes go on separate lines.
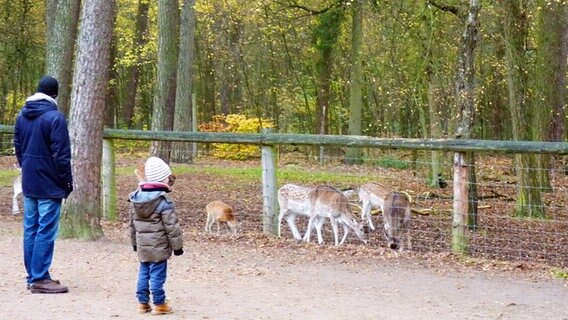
top-left (14, 75), bottom-right (73, 294)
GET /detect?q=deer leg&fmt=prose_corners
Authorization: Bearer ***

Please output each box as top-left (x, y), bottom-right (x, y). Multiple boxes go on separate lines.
top-left (303, 216), bottom-right (319, 242)
top-left (205, 216), bottom-right (211, 233)
top-left (406, 228), bottom-right (412, 250)
top-left (285, 214), bottom-right (302, 240)
top-left (339, 223), bottom-right (349, 245)
top-left (302, 223), bottom-right (310, 242)
top-left (315, 217), bottom-right (325, 245)
top-left (277, 209), bottom-right (285, 237)
top-left (12, 195), bottom-right (19, 215)
top-left (12, 176), bottom-right (22, 215)
top-left (362, 202), bottom-right (375, 230)
top-left (278, 206), bottom-right (290, 238)
top-left (304, 215), bottom-right (316, 243)
top-left (404, 213), bottom-right (412, 250)
top-left (330, 218), bottom-right (340, 246)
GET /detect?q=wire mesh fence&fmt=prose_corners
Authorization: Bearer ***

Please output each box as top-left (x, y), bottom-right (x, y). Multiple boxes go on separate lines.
top-left (2, 132), bottom-right (568, 268)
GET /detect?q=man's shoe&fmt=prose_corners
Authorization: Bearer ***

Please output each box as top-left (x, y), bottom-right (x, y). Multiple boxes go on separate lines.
top-left (151, 303), bottom-right (173, 315)
top-left (137, 303), bottom-right (152, 314)
top-left (27, 279), bottom-right (60, 290)
top-left (30, 279), bottom-right (68, 294)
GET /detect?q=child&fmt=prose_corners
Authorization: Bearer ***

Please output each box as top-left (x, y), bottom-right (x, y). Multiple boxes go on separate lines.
top-left (129, 156), bottom-right (184, 315)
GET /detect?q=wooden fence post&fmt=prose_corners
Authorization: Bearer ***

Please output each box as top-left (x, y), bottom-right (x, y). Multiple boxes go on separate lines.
top-left (452, 151), bottom-right (469, 253)
top-left (102, 138), bottom-right (117, 220)
top-left (261, 128), bottom-right (278, 236)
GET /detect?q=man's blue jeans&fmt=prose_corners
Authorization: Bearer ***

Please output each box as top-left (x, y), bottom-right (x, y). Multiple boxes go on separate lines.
top-left (137, 260), bottom-right (168, 305)
top-left (23, 197), bottom-right (62, 285)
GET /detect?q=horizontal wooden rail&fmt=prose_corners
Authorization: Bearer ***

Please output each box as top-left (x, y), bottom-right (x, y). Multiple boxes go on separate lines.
top-left (0, 124), bottom-right (566, 155)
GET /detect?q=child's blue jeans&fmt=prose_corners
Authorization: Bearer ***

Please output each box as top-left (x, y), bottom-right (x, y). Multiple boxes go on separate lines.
top-left (136, 260), bottom-right (168, 305)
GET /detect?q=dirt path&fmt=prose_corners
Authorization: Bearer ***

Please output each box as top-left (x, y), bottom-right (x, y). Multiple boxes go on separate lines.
top-left (0, 216), bottom-right (567, 320)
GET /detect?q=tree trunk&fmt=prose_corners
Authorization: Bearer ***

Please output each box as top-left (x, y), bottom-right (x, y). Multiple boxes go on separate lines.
top-left (200, 45), bottom-right (217, 121)
top-left (455, 1), bottom-right (481, 229)
top-left (316, 49), bottom-right (331, 162)
top-left (61, 0), bottom-right (116, 240)
top-left (228, 18), bottom-right (243, 114)
top-left (345, 0), bottom-right (363, 165)
top-left (538, 0), bottom-right (568, 143)
top-left (450, 0), bottom-right (481, 247)
top-left (45, 0), bottom-right (81, 116)
top-left (171, 0), bottom-right (196, 163)
top-left (534, 0), bottom-right (567, 191)
top-left (428, 81), bottom-right (444, 187)
top-left (120, 0), bottom-right (150, 129)
top-left (314, 8), bottom-right (342, 161)
top-left (105, 34), bottom-right (119, 128)
top-left (150, 0), bottom-right (179, 162)
top-left (213, 2), bottom-right (229, 115)
top-left (45, 0), bottom-right (58, 38)
top-left (503, 0), bottom-right (544, 218)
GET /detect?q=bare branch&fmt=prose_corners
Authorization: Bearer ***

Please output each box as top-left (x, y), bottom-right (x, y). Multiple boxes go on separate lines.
top-left (276, 0), bottom-right (345, 17)
top-left (427, 0), bottom-right (459, 16)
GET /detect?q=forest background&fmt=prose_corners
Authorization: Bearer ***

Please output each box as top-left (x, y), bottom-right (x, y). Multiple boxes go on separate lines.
top-left (0, 0), bottom-right (566, 239)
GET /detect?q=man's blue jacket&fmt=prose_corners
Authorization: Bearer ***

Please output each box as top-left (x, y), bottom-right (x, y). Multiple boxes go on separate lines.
top-left (14, 93), bottom-right (73, 199)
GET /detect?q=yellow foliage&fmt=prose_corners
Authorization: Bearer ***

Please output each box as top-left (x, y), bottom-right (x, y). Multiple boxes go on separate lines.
top-left (199, 114), bottom-right (274, 160)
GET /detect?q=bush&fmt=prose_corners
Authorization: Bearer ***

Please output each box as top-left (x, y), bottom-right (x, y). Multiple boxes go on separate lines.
top-left (199, 114), bottom-right (274, 160)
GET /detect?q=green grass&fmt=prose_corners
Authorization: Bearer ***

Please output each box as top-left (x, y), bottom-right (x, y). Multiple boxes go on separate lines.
top-left (0, 168), bottom-right (20, 187)
top-left (278, 168), bottom-right (373, 186)
top-left (6, 159), bottom-right (380, 190)
top-left (553, 269), bottom-right (568, 279)
top-left (365, 155), bottom-right (410, 170)
top-left (174, 165), bottom-right (262, 181)
top-left (116, 163), bottom-right (375, 187)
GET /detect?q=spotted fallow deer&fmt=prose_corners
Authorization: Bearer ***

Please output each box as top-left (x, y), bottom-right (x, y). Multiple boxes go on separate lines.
top-left (358, 183), bottom-right (393, 231)
top-left (277, 183), bottom-right (313, 240)
top-left (304, 185), bottom-right (368, 246)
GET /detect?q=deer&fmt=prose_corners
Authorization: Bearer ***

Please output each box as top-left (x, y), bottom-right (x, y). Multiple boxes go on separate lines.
top-left (277, 183), bottom-right (313, 240)
top-left (358, 183), bottom-right (393, 231)
top-left (304, 185), bottom-right (368, 246)
top-left (134, 162), bottom-right (176, 186)
top-left (205, 200), bottom-right (240, 234)
top-left (12, 168), bottom-right (22, 215)
top-left (382, 191), bottom-right (412, 251)
top-left (277, 184), bottom-right (358, 241)
top-left (134, 163), bottom-right (145, 184)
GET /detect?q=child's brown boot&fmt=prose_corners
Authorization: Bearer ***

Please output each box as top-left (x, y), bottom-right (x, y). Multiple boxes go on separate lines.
top-left (151, 302), bottom-right (173, 315)
top-left (137, 303), bottom-right (152, 314)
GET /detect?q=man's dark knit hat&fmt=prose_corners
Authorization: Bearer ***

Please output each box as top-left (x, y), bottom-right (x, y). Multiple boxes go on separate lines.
top-left (37, 76), bottom-right (59, 98)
